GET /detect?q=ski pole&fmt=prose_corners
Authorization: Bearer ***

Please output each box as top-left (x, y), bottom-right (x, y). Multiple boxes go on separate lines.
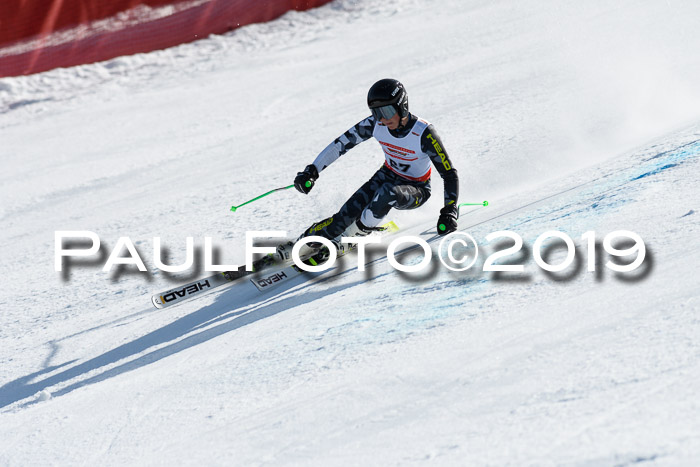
top-left (230, 182), bottom-right (311, 212)
top-left (458, 200), bottom-right (489, 209)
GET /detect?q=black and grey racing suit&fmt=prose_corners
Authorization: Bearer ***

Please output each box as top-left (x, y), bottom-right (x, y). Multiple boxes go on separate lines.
top-left (302, 113), bottom-right (459, 240)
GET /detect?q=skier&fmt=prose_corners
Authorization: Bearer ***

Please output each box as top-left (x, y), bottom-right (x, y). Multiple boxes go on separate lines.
top-left (291, 78), bottom-right (460, 255)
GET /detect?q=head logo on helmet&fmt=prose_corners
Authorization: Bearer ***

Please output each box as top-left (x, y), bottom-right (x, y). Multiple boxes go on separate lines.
top-left (367, 79), bottom-right (409, 121)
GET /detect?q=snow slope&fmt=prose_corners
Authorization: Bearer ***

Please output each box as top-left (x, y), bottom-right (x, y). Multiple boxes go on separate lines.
top-left (1, 0), bottom-right (699, 464)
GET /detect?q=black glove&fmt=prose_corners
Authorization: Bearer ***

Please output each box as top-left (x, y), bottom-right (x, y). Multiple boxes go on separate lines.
top-left (437, 204), bottom-right (458, 235)
top-left (294, 164), bottom-right (319, 194)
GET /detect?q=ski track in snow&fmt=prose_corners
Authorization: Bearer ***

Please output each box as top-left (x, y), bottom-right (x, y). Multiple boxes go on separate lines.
top-left (1, 0), bottom-right (700, 464)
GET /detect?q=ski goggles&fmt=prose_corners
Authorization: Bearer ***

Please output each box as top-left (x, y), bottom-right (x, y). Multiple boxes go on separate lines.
top-left (371, 104), bottom-right (397, 121)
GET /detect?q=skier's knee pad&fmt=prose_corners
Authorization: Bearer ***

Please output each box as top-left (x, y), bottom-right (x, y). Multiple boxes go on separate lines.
top-left (392, 186), bottom-right (430, 210)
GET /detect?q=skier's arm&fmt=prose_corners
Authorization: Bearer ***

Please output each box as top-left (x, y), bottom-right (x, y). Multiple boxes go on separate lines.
top-left (311, 116), bottom-right (376, 172)
top-left (421, 125), bottom-right (459, 235)
top-left (421, 125), bottom-right (459, 206)
top-left (294, 116), bottom-right (376, 194)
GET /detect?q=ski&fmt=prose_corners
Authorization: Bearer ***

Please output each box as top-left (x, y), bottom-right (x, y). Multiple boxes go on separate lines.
top-left (150, 253), bottom-right (278, 309)
top-left (150, 221), bottom-right (399, 309)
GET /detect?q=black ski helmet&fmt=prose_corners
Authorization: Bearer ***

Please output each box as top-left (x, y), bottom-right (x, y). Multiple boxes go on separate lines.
top-left (367, 78), bottom-right (409, 120)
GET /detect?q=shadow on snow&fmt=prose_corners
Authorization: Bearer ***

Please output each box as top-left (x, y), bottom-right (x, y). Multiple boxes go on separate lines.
top-left (0, 270), bottom-right (367, 410)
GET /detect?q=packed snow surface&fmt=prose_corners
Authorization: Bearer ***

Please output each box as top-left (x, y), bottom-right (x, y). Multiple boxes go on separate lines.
top-left (1, 0), bottom-right (700, 464)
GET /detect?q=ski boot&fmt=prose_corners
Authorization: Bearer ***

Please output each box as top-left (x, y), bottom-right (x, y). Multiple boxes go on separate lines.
top-left (301, 237), bottom-right (345, 266)
top-left (292, 217), bottom-right (340, 261)
top-left (275, 236), bottom-right (338, 265)
top-left (342, 219), bottom-right (387, 239)
top-left (296, 219), bottom-right (387, 265)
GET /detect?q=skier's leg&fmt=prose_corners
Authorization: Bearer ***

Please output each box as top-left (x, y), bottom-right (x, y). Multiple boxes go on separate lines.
top-left (360, 182), bottom-right (431, 227)
top-left (300, 167), bottom-right (391, 241)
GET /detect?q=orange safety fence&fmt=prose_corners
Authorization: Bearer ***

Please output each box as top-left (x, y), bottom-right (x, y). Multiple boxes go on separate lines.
top-left (0, 0), bottom-right (332, 77)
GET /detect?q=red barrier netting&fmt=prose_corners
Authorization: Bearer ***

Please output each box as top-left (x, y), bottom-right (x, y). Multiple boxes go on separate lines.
top-left (0, 0), bottom-right (332, 77)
